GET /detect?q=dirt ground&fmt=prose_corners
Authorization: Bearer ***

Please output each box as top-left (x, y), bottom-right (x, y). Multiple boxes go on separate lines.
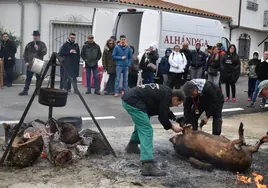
top-left (0, 112), bottom-right (268, 188)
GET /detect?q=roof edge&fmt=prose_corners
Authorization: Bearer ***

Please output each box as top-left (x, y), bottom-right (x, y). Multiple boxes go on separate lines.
top-left (119, 0), bottom-right (232, 21)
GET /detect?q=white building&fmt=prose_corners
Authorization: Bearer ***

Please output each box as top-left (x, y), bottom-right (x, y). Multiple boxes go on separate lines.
top-left (0, 0), bottom-right (236, 75)
top-left (166, 0), bottom-right (268, 59)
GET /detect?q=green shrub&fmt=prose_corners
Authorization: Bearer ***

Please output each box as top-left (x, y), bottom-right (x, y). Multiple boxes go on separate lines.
top-left (0, 26), bottom-right (21, 48)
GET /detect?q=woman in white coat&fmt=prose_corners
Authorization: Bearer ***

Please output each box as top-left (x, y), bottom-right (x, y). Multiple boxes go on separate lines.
top-left (168, 45), bottom-right (187, 89)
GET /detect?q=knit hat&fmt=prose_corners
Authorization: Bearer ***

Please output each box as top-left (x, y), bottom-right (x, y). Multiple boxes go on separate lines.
top-left (182, 81), bottom-right (196, 97)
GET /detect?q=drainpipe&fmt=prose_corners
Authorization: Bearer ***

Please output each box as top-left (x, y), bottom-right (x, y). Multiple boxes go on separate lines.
top-left (17, 0), bottom-right (24, 74)
top-left (229, 0), bottom-right (242, 42)
top-left (35, 0), bottom-right (41, 34)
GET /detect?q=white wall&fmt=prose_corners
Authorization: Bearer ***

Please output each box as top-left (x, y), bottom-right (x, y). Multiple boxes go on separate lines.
top-left (232, 28), bottom-right (268, 59)
top-left (240, 0), bottom-right (268, 31)
top-left (40, 3), bottom-right (95, 60)
top-left (0, 2), bottom-right (22, 58)
top-left (23, 2), bottom-right (39, 52)
top-left (164, 0), bottom-right (239, 25)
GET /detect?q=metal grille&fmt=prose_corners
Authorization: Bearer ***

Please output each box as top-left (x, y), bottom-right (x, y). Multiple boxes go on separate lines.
top-left (52, 23), bottom-right (92, 55)
top-left (238, 33), bottom-right (251, 60)
top-left (51, 23), bottom-right (92, 77)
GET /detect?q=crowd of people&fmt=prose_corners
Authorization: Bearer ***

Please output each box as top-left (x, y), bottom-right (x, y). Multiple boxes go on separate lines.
top-left (0, 30), bottom-right (268, 109)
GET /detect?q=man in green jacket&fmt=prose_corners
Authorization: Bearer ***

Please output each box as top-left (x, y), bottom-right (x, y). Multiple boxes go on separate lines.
top-left (121, 83), bottom-right (185, 176)
top-left (81, 34), bottom-right (102, 95)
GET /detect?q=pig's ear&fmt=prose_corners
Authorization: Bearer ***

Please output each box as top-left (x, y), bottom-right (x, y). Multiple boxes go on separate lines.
top-left (169, 137), bottom-right (174, 143)
top-left (169, 135), bottom-right (178, 144)
top-left (2, 123), bottom-right (9, 130)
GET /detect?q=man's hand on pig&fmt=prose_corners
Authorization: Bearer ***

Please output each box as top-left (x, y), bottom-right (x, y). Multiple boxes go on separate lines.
top-left (261, 135), bottom-right (268, 142)
top-left (172, 123), bottom-right (183, 133)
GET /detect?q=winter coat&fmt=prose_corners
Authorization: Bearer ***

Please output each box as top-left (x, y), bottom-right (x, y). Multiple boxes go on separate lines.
top-left (122, 84), bottom-right (176, 130)
top-left (206, 54), bottom-right (222, 75)
top-left (139, 50), bottom-right (159, 72)
top-left (183, 80), bottom-right (224, 125)
top-left (0, 39), bottom-right (17, 68)
top-left (102, 45), bottom-right (116, 74)
top-left (168, 51), bottom-right (187, 73)
top-left (255, 58), bottom-right (268, 81)
top-left (246, 58), bottom-right (260, 79)
top-left (190, 50), bottom-right (206, 68)
top-left (129, 54), bottom-right (139, 74)
top-left (59, 40), bottom-right (80, 78)
top-left (221, 53), bottom-right (241, 83)
top-left (159, 48), bottom-right (172, 75)
top-left (23, 40), bottom-right (47, 63)
top-left (112, 43), bottom-right (132, 67)
top-left (180, 48), bottom-right (192, 71)
top-left (81, 41), bottom-right (102, 68)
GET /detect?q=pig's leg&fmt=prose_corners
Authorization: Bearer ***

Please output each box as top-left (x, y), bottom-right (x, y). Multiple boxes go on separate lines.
top-left (188, 157), bottom-right (213, 171)
top-left (238, 122), bottom-right (246, 145)
top-left (220, 135), bottom-right (231, 142)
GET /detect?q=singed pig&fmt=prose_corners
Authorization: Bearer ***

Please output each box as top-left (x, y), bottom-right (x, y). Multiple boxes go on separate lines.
top-left (170, 122), bottom-right (267, 172)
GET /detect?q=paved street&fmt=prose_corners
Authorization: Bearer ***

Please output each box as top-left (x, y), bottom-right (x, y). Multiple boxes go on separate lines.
top-left (0, 75), bottom-right (267, 136)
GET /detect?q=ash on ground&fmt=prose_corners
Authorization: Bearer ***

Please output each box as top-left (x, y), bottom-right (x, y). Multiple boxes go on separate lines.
top-left (0, 112), bottom-right (268, 188)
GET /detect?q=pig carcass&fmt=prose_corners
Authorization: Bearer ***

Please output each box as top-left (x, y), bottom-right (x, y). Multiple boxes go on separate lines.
top-left (169, 122), bottom-right (266, 172)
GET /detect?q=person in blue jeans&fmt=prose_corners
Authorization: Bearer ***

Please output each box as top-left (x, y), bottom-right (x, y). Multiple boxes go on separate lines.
top-left (247, 51), bottom-right (268, 108)
top-left (112, 35), bottom-right (132, 97)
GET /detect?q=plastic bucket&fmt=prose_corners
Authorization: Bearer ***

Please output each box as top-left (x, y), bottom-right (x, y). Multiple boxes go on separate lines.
top-left (57, 116), bottom-right (83, 132)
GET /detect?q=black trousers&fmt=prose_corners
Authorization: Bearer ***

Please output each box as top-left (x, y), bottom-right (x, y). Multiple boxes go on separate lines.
top-left (128, 73), bottom-right (138, 88)
top-left (248, 78), bottom-right (257, 98)
top-left (106, 73), bottom-right (116, 93)
top-left (192, 102), bottom-right (224, 135)
top-left (169, 72), bottom-right (183, 89)
top-left (225, 82), bottom-right (236, 98)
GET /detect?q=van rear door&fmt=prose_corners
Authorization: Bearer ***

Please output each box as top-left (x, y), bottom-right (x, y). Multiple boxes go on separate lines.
top-left (92, 8), bottom-right (114, 54)
top-left (138, 10), bottom-right (161, 56)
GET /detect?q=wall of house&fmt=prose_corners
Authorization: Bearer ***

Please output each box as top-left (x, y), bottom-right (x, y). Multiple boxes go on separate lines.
top-left (240, 0), bottom-right (268, 31)
top-left (0, 2), bottom-right (22, 59)
top-left (232, 28), bottom-right (268, 59)
top-left (165, 0), bottom-right (239, 25)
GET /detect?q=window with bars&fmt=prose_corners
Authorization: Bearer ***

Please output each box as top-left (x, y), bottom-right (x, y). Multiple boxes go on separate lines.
top-left (247, 1), bottom-right (258, 11)
top-left (264, 11), bottom-right (268, 27)
top-left (238, 33), bottom-right (251, 60)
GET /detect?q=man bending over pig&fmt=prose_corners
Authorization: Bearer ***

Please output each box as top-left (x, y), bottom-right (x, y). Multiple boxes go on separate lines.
top-left (257, 79), bottom-right (268, 142)
top-left (121, 83), bottom-right (185, 176)
top-left (182, 79), bottom-right (224, 135)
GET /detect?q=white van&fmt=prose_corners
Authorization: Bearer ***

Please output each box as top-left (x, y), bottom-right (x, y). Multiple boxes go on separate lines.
top-left (112, 8), bottom-right (231, 58)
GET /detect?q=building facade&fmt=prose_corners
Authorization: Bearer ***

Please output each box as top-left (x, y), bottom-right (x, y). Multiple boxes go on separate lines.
top-left (167, 0), bottom-right (268, 59)
top-left (0, 0), bottom-right (233, 76)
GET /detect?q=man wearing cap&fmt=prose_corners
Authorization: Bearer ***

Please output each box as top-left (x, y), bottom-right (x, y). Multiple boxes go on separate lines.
top-left (257, 80), bottom-right (268, 143)
top-left (18, 30), bottom-right (47, 96)
top-left (81, 34), bottom-right (102, 95)
top-left (257, 80), bottom-right (268, 100)
top-left (182, 79), bottom-right (224, 135)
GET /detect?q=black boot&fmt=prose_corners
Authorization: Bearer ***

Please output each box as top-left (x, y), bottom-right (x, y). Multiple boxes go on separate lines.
top-left (125, 140), bottom-right (140, 154)
top-left (95, 89), bottom-right (101, 95)
top-left (18, 91), bottom-right (28, 96)
top-left (86, 89), bottom-right (91, 94)
top-left (141, 161), bottom-right (167, 176)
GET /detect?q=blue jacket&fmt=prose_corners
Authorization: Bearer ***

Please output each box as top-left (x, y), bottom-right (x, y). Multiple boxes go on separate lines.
top-left (112, 44), bottom-right (132, 67)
